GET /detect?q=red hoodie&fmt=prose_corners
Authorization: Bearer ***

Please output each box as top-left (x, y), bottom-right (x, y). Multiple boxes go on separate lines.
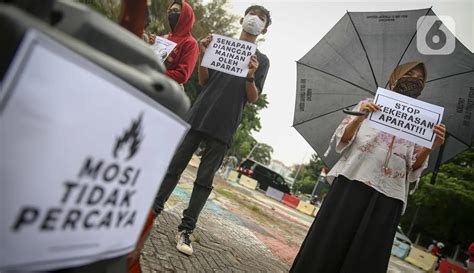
top-left (164, 0), bottom-right (198, 84)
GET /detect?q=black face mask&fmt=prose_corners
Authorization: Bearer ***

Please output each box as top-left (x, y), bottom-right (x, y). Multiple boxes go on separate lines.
top-left (393, 77), bottom-right (424, 98)
top-left (168, 12), bottom-right (180, 32)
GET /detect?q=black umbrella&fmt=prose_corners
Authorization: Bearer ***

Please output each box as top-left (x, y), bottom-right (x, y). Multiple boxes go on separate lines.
top-left (293, 8), bottom-right (474, 177)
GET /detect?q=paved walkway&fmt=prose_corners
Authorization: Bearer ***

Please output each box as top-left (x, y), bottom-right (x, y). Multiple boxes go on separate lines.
top-left (138, 157), bottom-right (427, 273)
top-left (139, 171), bottom-right (289, 272)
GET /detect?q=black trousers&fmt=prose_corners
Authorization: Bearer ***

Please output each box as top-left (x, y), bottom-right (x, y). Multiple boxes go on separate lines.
top-left (290, 175), bottom-right (403, 273)
top-left (152, 129), bottom-right (227, 231)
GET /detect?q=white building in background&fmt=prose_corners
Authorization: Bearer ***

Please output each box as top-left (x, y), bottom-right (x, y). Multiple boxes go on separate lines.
top-left (269, 160), bottom-right (294, 186)
top-left (269, 160), bottom-right (292, 176)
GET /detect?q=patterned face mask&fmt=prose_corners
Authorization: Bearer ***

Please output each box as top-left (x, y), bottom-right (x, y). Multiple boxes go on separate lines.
top-left (393, 77), bottom-right (424, 98)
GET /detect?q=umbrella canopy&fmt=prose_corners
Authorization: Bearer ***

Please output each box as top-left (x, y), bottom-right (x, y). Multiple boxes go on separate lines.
top-left (293, 8), bottom-right (474, 173)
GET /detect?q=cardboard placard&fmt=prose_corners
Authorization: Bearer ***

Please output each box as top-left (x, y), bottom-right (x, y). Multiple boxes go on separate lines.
top-left (150, 36), bottom-right (177, 63)
top-left (201, 34), bottom-right (256, 77)
top-left (367, 88), bottom-right (444, 148)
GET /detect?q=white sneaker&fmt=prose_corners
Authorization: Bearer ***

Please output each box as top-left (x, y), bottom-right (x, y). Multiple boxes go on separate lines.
top-left (175, 230), bottom-right (193, 255)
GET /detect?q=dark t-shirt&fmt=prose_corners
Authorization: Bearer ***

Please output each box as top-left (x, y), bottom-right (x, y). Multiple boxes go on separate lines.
top-left (185, 49), bottom-right (270, 145)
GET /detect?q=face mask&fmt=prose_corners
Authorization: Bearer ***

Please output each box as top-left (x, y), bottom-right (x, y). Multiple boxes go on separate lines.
top-left (242, 14), bottom-right (265, 36)
top-left (393, 77), bottom-right (424, 98)
top-left (168, 12), bottom-right (180, 32)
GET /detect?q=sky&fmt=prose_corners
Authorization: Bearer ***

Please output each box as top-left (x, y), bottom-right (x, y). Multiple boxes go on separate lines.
top-left (220, 0), bottom-right (474, 167)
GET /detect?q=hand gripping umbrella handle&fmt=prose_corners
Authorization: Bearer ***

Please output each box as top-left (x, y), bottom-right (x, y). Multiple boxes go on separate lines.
top-left (342, 108), bottom-right (369, 116)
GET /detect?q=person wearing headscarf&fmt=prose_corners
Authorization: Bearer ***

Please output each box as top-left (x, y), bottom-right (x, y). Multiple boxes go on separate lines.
top-left (290, 62), bottom-right (446, 273)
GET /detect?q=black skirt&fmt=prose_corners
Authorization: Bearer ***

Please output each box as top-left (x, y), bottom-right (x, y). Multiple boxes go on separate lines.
top-left (290, 175), bottom-right (403, 273)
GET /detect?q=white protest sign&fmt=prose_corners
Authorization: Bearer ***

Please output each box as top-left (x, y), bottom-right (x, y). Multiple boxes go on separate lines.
top-left (201, 34), bottom-right (257, 77)
top-left (367, 87), bottom-right (444, 148)
top-left (150, 36), bottom-right (177, 63)
top-left (0, 30), bottom-right (189, 271)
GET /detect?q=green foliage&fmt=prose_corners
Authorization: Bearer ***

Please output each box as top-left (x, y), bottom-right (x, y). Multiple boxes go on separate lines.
top-left (78, 0), bottom-right (268, 161)
top-left (152, 0), bottom-right (237, 105)
top-left (292, 176), bottom-right (315, 195)
top-left (291, 154), bottom-right (327, 194)
top-left (146, 0), bottom-right (239, 38)
top-left (77, 0), bottom-right (121, 21)
top-left (250, 143), bottom-right (273, 165)
top-left (145, 0), bottom-right (268, 159)
top-left (401, 147), bottom-right (474, 246)
top-left (229, 94), bottom-right (270, 161)
top-left (193, 0), bottom-right (239, 38)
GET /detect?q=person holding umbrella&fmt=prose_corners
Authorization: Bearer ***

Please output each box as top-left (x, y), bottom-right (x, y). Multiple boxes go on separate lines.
top-left (291, 62), bottom-right (446, 273)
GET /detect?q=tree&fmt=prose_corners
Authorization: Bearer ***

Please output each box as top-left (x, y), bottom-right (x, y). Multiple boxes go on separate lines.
top-left (292, 176), bottom-right (316, 195)
top-left (400, 147), bottom-right (474, 248)
top-left (250, 143), bottom-right (273, 165)
top-left (78, 0), bottom-right (122, 21)
top-left (79, 0), bottom-right (269, 165)
top-left (291, 154), bottom-right (327, 194)
top-left (144, 0), bottom-right (269, 158)
top-left (229, 94), bottom-right (270, 161)
top-left (145, 0), bottom-right (239, 104)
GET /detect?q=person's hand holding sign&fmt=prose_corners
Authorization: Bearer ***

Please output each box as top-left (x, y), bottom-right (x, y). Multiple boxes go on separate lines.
top-left (247, 55), bottom-right (259, 78)
top-left (198, 34), bottom-right (212, 86)
top-left (199, 34), bottom-right (258, 78)
top-left (199, 34), bottom-right (213, 57)
top-left (412, 123), bottom-right (446, 170)
top-left (358, 101), bottom-right (381, 120)
top-left (245, 54), bottom-right (259, 103)
top-left (148, 34), bottom-right (156, 45)
top-left (341, 101), bottom-right (380, 143)
top-left (432, 123), bottom-right (446, 149)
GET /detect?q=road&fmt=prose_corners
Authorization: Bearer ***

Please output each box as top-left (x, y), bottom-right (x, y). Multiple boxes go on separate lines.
top-left (140, 156), bottom-right (426, 272)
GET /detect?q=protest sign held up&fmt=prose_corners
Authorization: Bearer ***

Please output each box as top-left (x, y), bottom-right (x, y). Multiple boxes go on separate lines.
top-left (150, 36), bottom-right (177, 63)
top-left (367, 88), bottom-right (444, 148)
top-left (201, 34), bottom-right (257, 77)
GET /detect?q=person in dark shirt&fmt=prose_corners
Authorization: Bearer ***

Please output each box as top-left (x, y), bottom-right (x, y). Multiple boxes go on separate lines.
top-left (152, 5), bottom-right (271, 256)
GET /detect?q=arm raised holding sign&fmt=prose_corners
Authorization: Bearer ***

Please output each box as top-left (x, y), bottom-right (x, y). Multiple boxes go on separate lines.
top-left (198, 34), bottom-right (212, 86)
top-left (198, 34), bottom-right (266, 103)
top-left (340, 87), bottom-right (446, 172)
top-left (412, 123), bottom-right (446, 170)
top-left (340, 101), bottom-right (380, 143)
top-left (245, 55), bottom-right (260, 103)
top-left (342, 100), bottom-right (446, 170)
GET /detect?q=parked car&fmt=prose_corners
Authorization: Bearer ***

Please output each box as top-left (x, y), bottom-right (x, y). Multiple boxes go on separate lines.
top-left (238, 159), bottom-right (291, 193)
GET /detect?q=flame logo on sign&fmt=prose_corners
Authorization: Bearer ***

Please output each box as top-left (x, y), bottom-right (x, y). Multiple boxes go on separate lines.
top-left (113, 113), bottom-right (144, 161)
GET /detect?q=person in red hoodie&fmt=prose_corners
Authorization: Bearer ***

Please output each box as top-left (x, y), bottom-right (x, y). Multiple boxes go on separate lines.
top-left (164, 0), bottom-right (198, 84)
top-left (127, 3), bottom-right (198, 272)
top-left (147, 0), bottom-right (198, 85)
